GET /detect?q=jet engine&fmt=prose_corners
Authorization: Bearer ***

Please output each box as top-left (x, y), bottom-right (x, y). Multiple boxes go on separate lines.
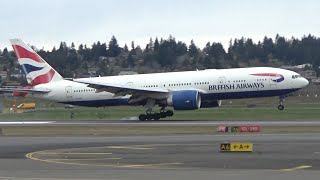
top-left (167, 90), bottom-right (201, 110)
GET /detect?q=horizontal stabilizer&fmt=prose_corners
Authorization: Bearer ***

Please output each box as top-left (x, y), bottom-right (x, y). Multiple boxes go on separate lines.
top-left (0, 87), bottom-right (51, 93)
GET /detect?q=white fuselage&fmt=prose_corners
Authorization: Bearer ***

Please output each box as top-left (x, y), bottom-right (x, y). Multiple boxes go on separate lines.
top-left (28, 67), bottom-right (309, 107)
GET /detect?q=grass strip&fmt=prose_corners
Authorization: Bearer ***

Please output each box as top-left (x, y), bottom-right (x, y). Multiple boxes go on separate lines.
top-left (1, 126), bottom-right (320, 136)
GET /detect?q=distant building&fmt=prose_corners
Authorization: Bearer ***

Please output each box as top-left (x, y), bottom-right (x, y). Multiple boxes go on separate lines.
top-left (311, 78), bottom-right (320, 85)
top-left (99, 56), bottom-right (107, 61)
top-left (87, 67), bottom-right (99, 76)
top-left (10, 74), bottom-right (24, 78)
top-left (0, 71), bottom-right (7, 80)
top-left (300, 70), bottom-right (317, 80)
top-left (4, 81), bottom-right (21, 86)
top-left (10, 68), bottom-right (24, 78)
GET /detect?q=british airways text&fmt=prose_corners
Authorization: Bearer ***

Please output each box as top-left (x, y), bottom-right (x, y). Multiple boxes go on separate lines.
top-left (209, 82), bottom-right (265, 91)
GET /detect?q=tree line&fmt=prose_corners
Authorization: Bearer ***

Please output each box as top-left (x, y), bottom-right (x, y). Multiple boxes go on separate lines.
top-left (1, 34), bottom-right (320, 81)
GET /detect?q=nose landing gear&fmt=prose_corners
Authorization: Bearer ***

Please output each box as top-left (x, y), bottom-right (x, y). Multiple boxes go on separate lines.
top-left (278, 104), bottom-right (284, 110)
top-left (278, 96), bottom-right (285, 110)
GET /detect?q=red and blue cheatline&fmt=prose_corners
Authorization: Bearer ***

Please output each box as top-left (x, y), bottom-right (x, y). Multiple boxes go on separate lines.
top-left (251, 73), bottom-right (284, 83)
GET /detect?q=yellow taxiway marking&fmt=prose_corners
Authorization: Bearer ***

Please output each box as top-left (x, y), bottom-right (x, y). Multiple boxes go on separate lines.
top-left (107, 146), bottom-right (154, 150)
top-left (24, 143), bottom-right (198, 169)
top-left (120, 162), bottom-right (182, 168)
top-left (26, 151), bottom-right (121, 168)
top-left (38, 152), bottom-right (112, 155)
top-left (26, 151), bottom-right (181, 169)
top-left (281, 165), bottom-right (312, 171)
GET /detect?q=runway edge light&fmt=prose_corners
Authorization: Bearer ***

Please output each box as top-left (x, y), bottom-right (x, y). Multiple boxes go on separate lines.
top-left (220, 142), bottom-right (253, 152)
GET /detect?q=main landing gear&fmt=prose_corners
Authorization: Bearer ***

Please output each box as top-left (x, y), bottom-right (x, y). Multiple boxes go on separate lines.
top-left (278, 96), bottom-right (285, 110)
top-left (138, 107), bottom-right (174, 121)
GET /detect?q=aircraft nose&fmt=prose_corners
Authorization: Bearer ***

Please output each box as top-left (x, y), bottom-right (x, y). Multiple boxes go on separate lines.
top-left (301, 78), bottom-right (309, 87)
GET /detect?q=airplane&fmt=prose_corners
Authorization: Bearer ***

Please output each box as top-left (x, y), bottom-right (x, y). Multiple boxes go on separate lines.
top-left (4, 39), bottom-right (309, 121)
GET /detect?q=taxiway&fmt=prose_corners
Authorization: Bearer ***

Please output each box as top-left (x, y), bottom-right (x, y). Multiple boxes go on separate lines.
top-left (0, 134), bottom-right (320, 180)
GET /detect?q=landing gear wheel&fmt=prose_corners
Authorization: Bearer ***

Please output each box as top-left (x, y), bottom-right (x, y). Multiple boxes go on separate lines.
top-left (146, 113), bottom-right (154, 120)
top-left (160, 112), bottom-right (167, 118)
top-left (278, 104), bottom-right (284, 110)
top-left (166, 110), bottom-right (174, 117)
top-left (154, 113), bottom-right (161, 120)
top-left (140, 106), bottom-right (174, 121)
top-left (139, 114), bottom-right (147, 121)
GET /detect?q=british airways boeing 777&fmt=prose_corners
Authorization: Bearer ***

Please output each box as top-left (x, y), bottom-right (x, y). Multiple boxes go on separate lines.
top-left (5, 39), bottom-right (309, 121)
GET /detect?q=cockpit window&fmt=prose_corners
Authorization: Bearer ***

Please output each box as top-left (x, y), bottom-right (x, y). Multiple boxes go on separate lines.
top-left (292, 75), bottom-right (302, 79)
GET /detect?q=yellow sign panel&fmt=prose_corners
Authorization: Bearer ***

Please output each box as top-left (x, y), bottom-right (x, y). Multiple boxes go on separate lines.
top-left (230, 143), bottom-right (253, 152)
top-left (220, 142), bottom-right (253, 152)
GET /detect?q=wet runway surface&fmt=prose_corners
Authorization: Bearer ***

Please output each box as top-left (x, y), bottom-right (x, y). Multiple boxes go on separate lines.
top-left (1, 134), bottom-right (320, 180)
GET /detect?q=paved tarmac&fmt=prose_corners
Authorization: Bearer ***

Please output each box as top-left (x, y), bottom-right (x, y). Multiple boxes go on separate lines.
top-left (0, 134), bottom-right (320, 180)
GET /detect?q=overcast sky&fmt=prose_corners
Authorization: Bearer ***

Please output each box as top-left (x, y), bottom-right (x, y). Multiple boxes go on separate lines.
top-left (1, 0), bottom-right (319, 51)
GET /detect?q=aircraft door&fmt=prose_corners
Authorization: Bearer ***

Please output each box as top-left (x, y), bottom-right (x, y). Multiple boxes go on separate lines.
top-left (269, 75), bottom-right (277, 89)
top-left (218, 77), bottom-right (226, 85)
top-left (65, 86), bottom-right (73, 101)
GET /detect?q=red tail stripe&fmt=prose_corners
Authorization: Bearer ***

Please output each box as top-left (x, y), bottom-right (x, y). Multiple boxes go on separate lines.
top-left (31, 69), bottom-right (55, 85)
top-left (12, 45), bottom-right (44, 63)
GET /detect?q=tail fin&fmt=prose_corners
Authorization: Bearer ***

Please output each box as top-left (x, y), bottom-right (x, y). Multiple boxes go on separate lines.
top-left (10, 39), bottom-right (63, 85)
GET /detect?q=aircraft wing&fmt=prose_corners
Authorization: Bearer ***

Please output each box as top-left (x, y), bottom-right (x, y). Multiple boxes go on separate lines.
top-left (73, 79), bottom-right (170, 97)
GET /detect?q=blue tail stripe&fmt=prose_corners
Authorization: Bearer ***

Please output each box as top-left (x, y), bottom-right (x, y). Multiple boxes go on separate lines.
top-left (22, 64), bottom-right (44, 74)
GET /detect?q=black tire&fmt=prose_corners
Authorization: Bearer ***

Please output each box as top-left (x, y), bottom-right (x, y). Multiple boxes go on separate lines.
top-left (139, 114), bottom-right (147, 121)
top-left (154, 113), bottom-right (161, 120)
top-left (278, 105), bottom-right (284, 110)
top-left (146, 113), bottom-right (154, 120)
top-left (166, 110), bottom-right (174, 117)
top-left (160, 112), bottom-right (167, 118)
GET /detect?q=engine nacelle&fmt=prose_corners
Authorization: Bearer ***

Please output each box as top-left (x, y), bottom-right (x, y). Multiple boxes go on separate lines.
top-left (167, 90), bottom-right (201, 110)
top-left (200, 100), bottom-right (222, 108)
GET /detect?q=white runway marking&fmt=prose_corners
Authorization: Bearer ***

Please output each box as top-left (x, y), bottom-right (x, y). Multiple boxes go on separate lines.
top-left (0, 121), bottom-right (54, 125)
top-left (51, 121), bottom-right (320, 126)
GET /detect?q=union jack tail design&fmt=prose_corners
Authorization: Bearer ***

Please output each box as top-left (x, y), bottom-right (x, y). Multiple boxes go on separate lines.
top-left (10, 39), bottom-right (63, 85)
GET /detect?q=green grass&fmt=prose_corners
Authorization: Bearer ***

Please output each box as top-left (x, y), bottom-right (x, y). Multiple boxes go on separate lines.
top-left (1, 126), bottom-right (320, 136)
top-left (174, 104), bottom-right (320, 120)
top-left (1, 96), bottom-right (320, 120)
